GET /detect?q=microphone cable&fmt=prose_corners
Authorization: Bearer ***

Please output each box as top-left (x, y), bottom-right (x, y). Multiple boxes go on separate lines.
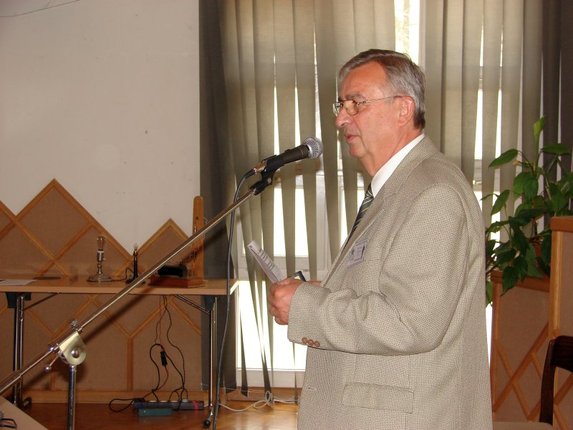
top-left (208, 140), bottom-right (320, 427)
top-left (209, 171), bottom-right (251, 429)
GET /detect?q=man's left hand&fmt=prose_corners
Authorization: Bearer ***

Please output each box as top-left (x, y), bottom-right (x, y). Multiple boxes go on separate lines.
top-left (269, 278), bottom-right (302, 325)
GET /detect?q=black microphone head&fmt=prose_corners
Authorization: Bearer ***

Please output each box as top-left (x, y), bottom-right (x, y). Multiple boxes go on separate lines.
top-left (303, 137), bottom-right (323, 159)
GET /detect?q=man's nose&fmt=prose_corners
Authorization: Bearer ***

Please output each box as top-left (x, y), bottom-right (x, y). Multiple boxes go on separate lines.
top-left (335, 109), bottom-right (351, 128)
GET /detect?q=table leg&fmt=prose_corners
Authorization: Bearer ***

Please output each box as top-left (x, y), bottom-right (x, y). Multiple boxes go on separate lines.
top-left (174, 293), bottom-right (218, 427)
top-left (5, 292), bottom-right (29, 407)
top-left (209, 297), bottom-right (218, 409)
top-left (201, 295), bottom-right (219, 428)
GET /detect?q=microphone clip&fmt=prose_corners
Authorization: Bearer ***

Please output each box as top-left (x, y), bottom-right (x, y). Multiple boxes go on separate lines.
top-left (250, 168), bottom-right (276, 196)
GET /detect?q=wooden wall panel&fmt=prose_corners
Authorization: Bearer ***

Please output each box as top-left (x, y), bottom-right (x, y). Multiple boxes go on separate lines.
top-left (490, 277), bottom-right (550, 422)
top-left (491, 216), bottom-right (573, 429)
top-left (0, 180), bottom-right (206, 403)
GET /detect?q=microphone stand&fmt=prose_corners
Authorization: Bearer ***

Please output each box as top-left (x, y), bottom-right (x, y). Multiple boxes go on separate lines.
top-left (0, 169), bottom-right (276, 430)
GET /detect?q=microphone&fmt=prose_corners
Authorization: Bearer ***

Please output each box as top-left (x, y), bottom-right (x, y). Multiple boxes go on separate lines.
top-left (252, 137), bottom-right (323, 174)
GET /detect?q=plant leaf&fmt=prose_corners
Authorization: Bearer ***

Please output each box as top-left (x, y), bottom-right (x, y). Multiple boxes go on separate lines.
top-left (540, 235), bottom-right (552, 269)
top-left (486, 280), bottom-right (494, 306)
top-left (513, 172), bottom-right (538, 199)
top-left (490, 149), bottom-right (518, 168)
top-left (509, 208), bottom-right (543, 226)
top-left (527, 262), bottom-right (544, 278)
top-left (491, 190), bottom-right (510, 215)
top-left (494, 244), bottom-right (516, 266)
top-left (513, 254), bottom-right (529, 276)
top-left (485, 220), bottom-right (509, 234)
top-left (562, 173), bottom-right (573, 195)
top-left (543, 143), bottom-right (571, 156)
top-left (549, 188), bottom-right (568, 214)
top-left (502, 266), bottom-right (520, 294)
top-left (533, 117), bottom-right (545, 146)
top-left (485, 238), bottom-right (497, 254)
top-left (511, 226), bottom-right (530, 253)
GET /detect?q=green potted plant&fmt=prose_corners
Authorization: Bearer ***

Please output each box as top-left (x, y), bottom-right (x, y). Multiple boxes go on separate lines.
top-left (484, 117), bottom-right (573, 304)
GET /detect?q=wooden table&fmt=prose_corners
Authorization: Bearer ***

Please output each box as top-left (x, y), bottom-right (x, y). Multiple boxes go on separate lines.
top-left (0, 277), bottom-right (236, 415)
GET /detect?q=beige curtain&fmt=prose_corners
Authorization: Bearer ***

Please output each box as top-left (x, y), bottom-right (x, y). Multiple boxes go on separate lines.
top-left (543, 1), bottom-right (573, 179)
top-left (215, 0), bottom-right (395, 393)
top-left (204, 0), bottom-right (550, 392)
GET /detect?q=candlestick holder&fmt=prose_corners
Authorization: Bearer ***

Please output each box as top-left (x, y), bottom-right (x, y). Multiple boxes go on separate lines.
top-left (87, 235), bottom-right (113, 282)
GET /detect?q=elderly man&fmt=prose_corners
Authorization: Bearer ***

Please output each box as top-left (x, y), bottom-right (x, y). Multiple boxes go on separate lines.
top-left (269, 49), bottom-right (492, 430)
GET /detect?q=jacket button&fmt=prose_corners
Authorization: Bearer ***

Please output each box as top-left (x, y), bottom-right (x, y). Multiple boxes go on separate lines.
top-left (302, 337), bottom-right (308, 344)
top-left (313, 341), bottom-right (321, 348)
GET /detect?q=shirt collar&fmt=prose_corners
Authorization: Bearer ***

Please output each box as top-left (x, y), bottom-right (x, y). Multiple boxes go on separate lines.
top-left (370, 134), bottom-right (425, 197)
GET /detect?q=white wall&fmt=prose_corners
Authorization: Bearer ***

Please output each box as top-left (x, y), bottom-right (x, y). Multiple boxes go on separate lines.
top-left (0, 0), bottom-right (200, 250)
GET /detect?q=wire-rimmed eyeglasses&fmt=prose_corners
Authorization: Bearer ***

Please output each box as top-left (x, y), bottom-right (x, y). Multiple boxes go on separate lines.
top-left (332, 95), bottom-right (404, 116)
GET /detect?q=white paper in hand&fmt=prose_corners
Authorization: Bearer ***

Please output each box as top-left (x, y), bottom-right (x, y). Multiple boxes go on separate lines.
top-left (247, 240), bottom-right (285, 283)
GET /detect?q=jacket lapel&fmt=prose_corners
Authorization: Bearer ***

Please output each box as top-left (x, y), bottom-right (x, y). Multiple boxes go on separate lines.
top-left (323, 137), bottom-right (439, 284)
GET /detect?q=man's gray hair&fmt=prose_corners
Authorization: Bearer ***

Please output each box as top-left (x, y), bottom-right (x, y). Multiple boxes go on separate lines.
top-left (339, 49), bottom-right (426, 129)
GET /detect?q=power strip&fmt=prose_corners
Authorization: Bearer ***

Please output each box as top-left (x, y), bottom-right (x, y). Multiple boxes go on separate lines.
top-left (138, 408), bottom-right (172, 417)
top-left (133, 399), bottom-right (204, 411)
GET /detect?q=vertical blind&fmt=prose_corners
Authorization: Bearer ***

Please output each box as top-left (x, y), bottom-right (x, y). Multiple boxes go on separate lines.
top-left (198, 0), bottom-right (571, 393)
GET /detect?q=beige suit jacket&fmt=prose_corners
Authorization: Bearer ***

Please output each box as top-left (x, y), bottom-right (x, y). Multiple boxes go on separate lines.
top-left (288, 138), bottom-right (493, 430)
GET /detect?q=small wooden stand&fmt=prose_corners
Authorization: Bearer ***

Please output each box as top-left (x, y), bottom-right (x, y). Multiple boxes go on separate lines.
top-left (149, 196), bottom-right (205, 287)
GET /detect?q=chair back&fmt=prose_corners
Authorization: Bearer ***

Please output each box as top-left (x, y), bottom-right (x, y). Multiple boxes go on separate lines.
top-left (539, 335), bottom-right (573, 425)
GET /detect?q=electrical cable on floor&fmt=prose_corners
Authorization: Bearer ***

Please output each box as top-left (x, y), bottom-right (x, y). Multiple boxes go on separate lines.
top-left (107, 342), bottom-right (168, 412)
top-left (108, 299), bottom-right (188, 412)
top-left (217, 390), bottom-right (297, 413)
top-left (218, 391), bottom-right (274, 412)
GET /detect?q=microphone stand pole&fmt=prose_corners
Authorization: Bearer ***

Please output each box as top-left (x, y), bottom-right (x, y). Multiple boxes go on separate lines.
top-left (0, 170), bottom-right (274, 430)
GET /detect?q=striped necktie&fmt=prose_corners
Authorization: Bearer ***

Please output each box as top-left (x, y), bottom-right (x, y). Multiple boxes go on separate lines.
top-left (349, 184), bottom-right (374, 237)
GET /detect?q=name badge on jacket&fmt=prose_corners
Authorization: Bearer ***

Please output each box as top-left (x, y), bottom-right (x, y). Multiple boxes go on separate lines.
top-left (346, 236), bottom-right (368, 267)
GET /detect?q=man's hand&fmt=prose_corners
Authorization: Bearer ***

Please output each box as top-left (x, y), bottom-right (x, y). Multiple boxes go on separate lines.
top-left (269, 278), bottom-right (302, 325)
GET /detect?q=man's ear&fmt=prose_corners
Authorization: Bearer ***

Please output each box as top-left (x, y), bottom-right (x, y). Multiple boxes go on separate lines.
top-left (397, 96), bottom-right (415, 126)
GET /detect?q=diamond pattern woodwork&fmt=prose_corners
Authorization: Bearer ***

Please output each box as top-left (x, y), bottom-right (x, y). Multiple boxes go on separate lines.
top-left (0, 180), bottom-right (206, 402)
top-left (490, 262), bottom-right (573, 429)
